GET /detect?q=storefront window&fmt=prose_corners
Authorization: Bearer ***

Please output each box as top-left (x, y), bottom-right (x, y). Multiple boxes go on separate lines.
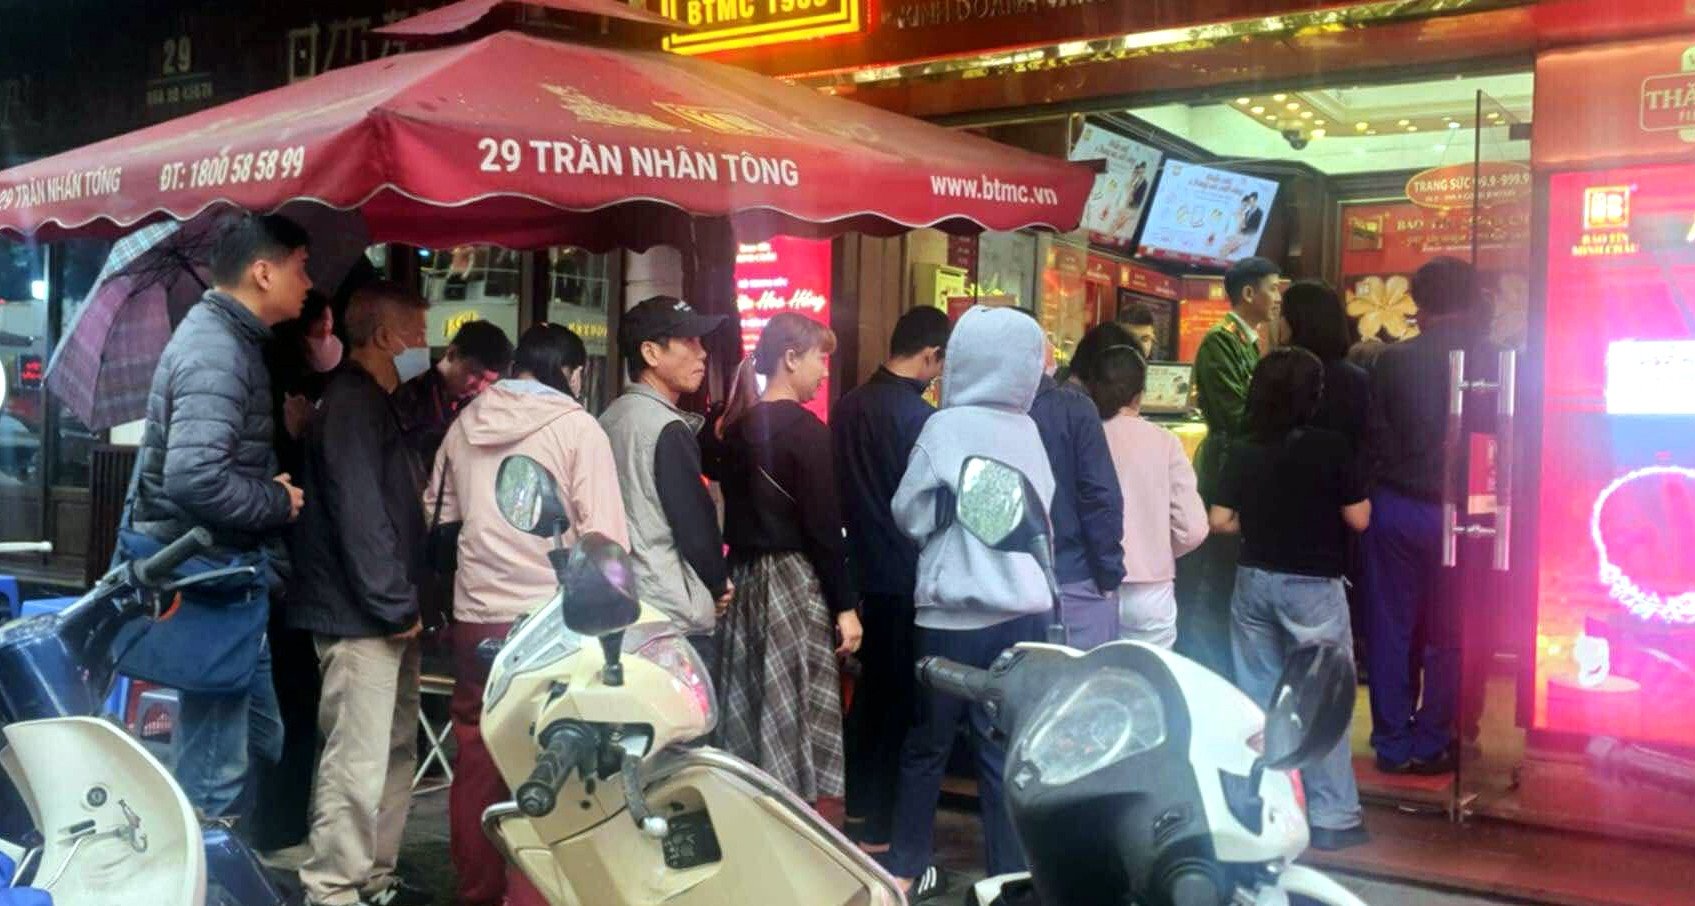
top-left (544, 246), bottom-right (615, 412)
top-left (0, 241), bottom-right (48, 493)
top-left (975, 231), bottom-right (1039, 311)
top-left (51, 240), bottom-right (114, 489)
top-left (419, 245), bottom-right (523, 352)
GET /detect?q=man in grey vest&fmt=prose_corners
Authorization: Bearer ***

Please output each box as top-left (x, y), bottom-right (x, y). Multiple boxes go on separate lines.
top-left (601, 296), bottom-right (733, 669)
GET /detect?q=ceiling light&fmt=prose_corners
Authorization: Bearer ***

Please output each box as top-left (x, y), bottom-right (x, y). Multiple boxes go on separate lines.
top-left (1355, 121), bottom-right (1370, 131)
top-left (1300, 110), bottom-right (1314, 119)
top-left (1264, 114), bottom-right (1277, 121)
top-left (1251, 105), bottom-right (1265, 114)
top-left (1237, 97), bottom-right (1252, 105)
top-left (1285, 102), bottom-right (1301, 111)
top-left (1447, 121), bottom-right (1461, 129)
top-left (1367, 129), bottom-right (1378, 135)
top-left (1314, 119), bottom-right (1326, 126)
top-left (1398, 119), bottom-right (1411, 126)
top-left (1443, 115), bottom-right (1453, 121)
top-left (1310, 129), bottom-right (1326, 138)
top-left (1407, 125), bottom-right (1419, 132)
top-left (1487, 111), bottom-right (1501, 120)
top-left (1273, 93), bottom-right (1288, 102)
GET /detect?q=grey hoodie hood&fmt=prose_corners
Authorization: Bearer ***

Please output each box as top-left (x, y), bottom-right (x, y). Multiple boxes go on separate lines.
top-left (941, 305), bottom-right (1045, 412)
top-left (892, 305), bottom-right (1057, 631)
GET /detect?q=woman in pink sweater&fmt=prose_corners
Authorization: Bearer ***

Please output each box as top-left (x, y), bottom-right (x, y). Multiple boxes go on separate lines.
top-left (1089, 346), bottom-right (1208, 647)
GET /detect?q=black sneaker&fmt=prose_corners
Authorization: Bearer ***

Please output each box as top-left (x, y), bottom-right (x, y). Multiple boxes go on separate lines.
top-left (363, 878), bottom-right (432, 906)
top-left (1308, 824), bottom-right (1371, 851)
top-left (908, 865), bottom-right (951, 902)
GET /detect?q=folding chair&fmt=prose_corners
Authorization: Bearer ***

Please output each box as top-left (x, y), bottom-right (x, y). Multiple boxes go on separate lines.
top-left (413, 673), bottom-right (456, 794)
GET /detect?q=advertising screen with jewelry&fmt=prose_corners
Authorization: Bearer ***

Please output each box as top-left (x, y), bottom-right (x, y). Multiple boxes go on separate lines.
top-left (1534, 164), bottom-right (1695, 746)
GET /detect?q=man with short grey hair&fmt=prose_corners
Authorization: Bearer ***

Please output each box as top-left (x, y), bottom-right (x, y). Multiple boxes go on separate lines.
top-left (288, 280), bottom-right (432, 906)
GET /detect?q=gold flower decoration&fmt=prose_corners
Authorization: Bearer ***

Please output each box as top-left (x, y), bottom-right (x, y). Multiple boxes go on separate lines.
top-left (1347, 275), bottom-right (1421, 340)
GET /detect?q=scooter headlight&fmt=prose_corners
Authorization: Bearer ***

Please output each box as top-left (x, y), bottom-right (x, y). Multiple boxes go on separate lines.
top-left (1013, 668), bottom-right (1166, 786)
top-left (630, 629), bottom-right (719, 736)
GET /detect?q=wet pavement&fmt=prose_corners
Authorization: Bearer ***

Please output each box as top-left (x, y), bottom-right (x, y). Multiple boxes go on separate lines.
top-left (374, 790), bottom-right (1529, 906)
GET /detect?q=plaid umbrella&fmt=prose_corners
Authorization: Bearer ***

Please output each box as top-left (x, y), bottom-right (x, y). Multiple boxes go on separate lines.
top-left (45, 204), bottom-right (368, 431)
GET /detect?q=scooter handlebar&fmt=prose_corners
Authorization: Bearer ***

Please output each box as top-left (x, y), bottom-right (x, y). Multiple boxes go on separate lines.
top-left (917, 656), bottom-right (993, 704)
top-left (517, 722), bottom-right (596, 817)
top-left (132, 527), bottom-right (214, 588)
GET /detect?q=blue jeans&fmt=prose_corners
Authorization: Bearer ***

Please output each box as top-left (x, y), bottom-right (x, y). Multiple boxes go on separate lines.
top-left (174, 639), bottom-right (284, 818)
top-left (1231, 566), bottom-right (1362, 832)
top-left (883, 612), bottom-right (1048, 879)
top-left (1360, 487), bottom-right (1456, 765)
top-left (1057, 580), bottom-right (1116, 650)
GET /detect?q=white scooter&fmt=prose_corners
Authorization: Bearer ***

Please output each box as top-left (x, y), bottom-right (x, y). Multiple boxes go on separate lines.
top-left (938, 456), bottom-right (1368, 906)
top-left (0, 528), bottom-right (284, 906)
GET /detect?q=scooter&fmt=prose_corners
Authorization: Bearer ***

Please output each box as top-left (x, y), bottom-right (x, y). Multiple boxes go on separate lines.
top-left (934, 455), bottom-right (1368, 906)
top-left (477, 453), bottom-right (903, 905)
top-left (0, 528), bottom-right (285, 906)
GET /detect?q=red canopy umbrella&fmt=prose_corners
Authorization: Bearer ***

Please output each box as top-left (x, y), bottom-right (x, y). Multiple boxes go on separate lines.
top-left (0, 30), bottom-right (1094, 251)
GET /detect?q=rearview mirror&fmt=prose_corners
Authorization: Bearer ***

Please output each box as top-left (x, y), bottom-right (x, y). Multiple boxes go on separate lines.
top-left (496, 455), bottom-right (570, 538)
top-left (1262, 642), bottom-right (1356, 771)
top-left (558, 532), bottom-right (641, 638)
top-left (957, 456), bottom-right (1046, 554)
top-left (957, 456), bottom-right (1067, 645)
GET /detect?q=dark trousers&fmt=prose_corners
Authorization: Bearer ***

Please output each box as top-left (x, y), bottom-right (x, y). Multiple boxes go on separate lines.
top-left (1176, 532), bottom-right (1239, 683)
top-left (883, 612), bottom-right (1047, 880)
top-left (1362, 487), bottom-right (1458, 765)
top-left (843, 593), bottom-right (917, 846)
top-left (449, 622), bottom-right (545, 906)
top-left (248, 617), bottom-right (320, 851)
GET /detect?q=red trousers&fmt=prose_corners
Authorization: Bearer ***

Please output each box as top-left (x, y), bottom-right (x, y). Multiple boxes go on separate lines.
top-left (451, 622), bottom-right (547, 906)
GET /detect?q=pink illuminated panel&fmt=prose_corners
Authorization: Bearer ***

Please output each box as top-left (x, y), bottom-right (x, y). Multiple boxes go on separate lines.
top-left (1535, 165), bottom-right (1695, 745)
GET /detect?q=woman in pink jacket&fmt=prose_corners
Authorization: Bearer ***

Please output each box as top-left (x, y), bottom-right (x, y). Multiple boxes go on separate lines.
top-left (424, 323), bottom-right (630, 906)
top-left (1090, 345), bottom-right (1208, 647)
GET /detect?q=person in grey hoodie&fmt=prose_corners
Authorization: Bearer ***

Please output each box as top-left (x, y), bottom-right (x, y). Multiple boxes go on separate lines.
top-left (881, 305), bottom-right (1055, 897)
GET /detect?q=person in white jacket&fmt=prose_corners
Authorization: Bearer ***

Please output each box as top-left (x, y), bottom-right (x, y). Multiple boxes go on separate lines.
top-left (880, 305), bottom-right (1053, 900)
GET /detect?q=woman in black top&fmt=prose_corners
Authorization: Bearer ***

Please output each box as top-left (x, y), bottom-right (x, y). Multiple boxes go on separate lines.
top-left (1282, 280), bottom-right (1371, 452)
top-left (1281, 280), bottom-right (1374, 675)
top-left (709, 311), bottom-right (861, 803)
top-left (1208, 348), bottom-right (1372, 852)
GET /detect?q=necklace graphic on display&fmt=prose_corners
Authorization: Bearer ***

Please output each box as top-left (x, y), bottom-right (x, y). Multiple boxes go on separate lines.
top-left (1590, 465), bottom-right (1695, 623)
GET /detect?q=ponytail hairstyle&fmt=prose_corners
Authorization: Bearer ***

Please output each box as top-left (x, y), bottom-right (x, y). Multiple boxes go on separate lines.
top-left (512, 323), bottom-right (587, 397)
top-left (720, 311), bottom-right (837, 429)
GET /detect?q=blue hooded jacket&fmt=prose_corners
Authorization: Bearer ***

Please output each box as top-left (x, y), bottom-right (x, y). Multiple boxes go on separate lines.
top-left (1028, 376), bottom-right (1126, 592)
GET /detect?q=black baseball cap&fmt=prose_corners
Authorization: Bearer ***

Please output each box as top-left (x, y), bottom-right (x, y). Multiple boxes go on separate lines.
top-left (620, 295), bottom-right (727, 346)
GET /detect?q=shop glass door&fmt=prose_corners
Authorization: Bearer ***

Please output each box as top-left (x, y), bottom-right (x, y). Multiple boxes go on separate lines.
top-left (1453, 88), bottom-right (1533, 817)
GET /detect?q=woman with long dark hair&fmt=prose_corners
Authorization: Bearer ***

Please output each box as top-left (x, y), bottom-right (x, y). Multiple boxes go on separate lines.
top-left (709, 311), bottom-right (860, 803)
top-left (1281, 280), bottom-right (1370, 451)
top-left (1208, 347), bottom-right (1371, 852)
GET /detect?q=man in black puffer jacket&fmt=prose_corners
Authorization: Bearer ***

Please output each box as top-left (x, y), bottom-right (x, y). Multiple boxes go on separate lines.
top-left (123, 213), bottom-right (311, 819)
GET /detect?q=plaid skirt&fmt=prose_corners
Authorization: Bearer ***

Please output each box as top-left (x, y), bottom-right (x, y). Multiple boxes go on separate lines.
top-left (716, 552), bottom-right (845, 801)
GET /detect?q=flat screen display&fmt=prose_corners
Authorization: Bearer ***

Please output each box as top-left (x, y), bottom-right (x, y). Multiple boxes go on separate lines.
top-left (1137, 161), bottom-right (1279, 269)
top-left (1533, 164), bottom-right (1695, 746)
top-left (1141, 362), bottom-right (1193, 415)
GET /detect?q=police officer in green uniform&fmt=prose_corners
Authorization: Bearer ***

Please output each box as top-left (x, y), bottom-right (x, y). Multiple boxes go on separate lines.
top-left (1178, 256), bottom-right (1282, 680)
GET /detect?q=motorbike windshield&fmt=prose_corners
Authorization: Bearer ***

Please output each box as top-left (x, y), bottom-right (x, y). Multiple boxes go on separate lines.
top-left (1012, 668), bottom-right (1167, 786)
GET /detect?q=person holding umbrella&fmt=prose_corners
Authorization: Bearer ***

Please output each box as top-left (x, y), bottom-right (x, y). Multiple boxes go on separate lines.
top-left (117, 213), bottom-right (311, 820)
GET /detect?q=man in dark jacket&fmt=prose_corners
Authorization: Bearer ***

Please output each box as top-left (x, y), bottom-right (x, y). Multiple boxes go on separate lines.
top-left (1021, 310), bottom-right (1127, 648)
top-left (392, 319), bottom-right (513, 470)
top-left (832, 306), bottom-right (949, 855)
top-left (1361, 256), bottom-right (1483, 777)
top-left (126, 213), bottom-right (309, 819)
top-left (289, 281), bottom-right (431, 906)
